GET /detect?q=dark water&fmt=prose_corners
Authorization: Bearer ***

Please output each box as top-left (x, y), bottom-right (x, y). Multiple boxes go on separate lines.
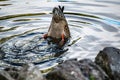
top-left (0, 0), bottom-right (120, 71)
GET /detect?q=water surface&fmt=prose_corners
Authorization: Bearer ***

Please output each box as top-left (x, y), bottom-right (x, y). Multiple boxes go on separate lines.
top-left (0, 0), bottom-right (120, 71)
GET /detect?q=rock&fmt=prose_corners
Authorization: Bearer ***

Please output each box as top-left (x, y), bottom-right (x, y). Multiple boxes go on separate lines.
top-left (0, 70), bottom-right (14, 80)
top-left (46, 59), bottom-right (109, 80)
top-left (95, 47), bottom-right (120, 80)
top-left (0, 64), bottom-right (45, 80)
top-left (17, 64), bottom-right (45, 80)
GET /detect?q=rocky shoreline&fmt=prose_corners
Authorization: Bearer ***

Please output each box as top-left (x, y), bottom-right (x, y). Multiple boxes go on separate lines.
top-left (0, 47), bottom-right (120, 80)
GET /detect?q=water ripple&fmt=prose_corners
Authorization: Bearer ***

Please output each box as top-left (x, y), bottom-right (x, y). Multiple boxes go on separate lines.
top-left (0, 0), bottom-right (120, 71)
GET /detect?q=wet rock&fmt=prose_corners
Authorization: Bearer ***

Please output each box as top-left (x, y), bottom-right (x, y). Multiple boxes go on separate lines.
top-left (46, 59), bottom-right (109, 80)
top-left (95, 47), bottom-right (120, 80)
top-left (0, 70), bottom-right (14, 80)
top-left (0, 64), bottom-right (45, 80)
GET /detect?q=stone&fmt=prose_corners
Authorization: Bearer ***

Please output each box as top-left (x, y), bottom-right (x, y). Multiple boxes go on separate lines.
top-left (95, 47), bottom-right (120, 80)
top-left (0, 70), bottom-right (14, 80)
top-left (0, 64), bottom-right (45, 80)
top-left (46, 59), bottom-right (109, 80)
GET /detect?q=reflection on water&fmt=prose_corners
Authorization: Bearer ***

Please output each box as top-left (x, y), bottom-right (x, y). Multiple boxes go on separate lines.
top-left (0, 0), bottom-right (8, 1)
top-left (0, 0), bottom-right (120, 71)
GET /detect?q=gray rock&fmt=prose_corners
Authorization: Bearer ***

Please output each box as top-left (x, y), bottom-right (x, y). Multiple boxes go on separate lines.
top-left (95, 47), bottom-right (120, 80)
top-left (0, 64), bottom-right (45, 80)
top-left (17, 64), bottom-right (45, 80)
top-left (46, 59), bottom-right (109, 80)
top-left (0, 70), bottom-right (14, 80)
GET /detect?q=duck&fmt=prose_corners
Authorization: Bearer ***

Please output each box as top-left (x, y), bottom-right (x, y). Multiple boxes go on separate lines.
top-left (43, 6), bottom-right (70, 46)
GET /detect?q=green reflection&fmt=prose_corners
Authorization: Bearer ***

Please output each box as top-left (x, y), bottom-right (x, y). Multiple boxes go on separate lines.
top-left (0, 26), bottom-right (18, 32)
top-left (0, 28), bottom-right (41, 44)
top-left (65, 12), bottom-right (101, 19)
top-left (0, 26), bottom-right (4, 29)
top-left (68, 37), bottom-right (81, 46)
top-left (0, 13), bottom-right (46, 20)
top-left (13, 18), bottom-right (40, 22)
top-left (0, 4), bottom-right (11, 6)
top-left (69, 24), bottom-right (82, 28)
top-left (0, 0), bottom-right (8, 1)
top-left (69, 20), bottom-right (91, 24)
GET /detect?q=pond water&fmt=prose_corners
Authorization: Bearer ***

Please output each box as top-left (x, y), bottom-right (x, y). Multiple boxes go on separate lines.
top-left (0, 0), bottom-right (120, 71)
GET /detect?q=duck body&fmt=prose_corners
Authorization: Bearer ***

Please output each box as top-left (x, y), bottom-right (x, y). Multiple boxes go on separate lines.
top-left (43, 6), bottom-right (70, 46)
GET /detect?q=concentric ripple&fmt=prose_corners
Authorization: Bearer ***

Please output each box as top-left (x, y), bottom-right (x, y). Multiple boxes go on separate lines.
top-left (0, 0), bottom-right (120, 71)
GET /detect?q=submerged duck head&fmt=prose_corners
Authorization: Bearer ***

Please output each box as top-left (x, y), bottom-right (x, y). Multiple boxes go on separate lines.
top-left (43, 6), bottom-right (70, 47)
top-left (52, 6), bottom-right (65, 23)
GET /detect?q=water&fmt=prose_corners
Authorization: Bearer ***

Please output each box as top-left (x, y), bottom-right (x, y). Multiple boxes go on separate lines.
top-left (0, 0), bottom-right (120, 71)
